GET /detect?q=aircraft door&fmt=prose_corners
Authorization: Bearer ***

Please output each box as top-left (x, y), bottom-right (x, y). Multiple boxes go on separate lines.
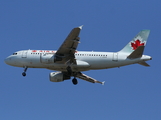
top-left (22, 50), bottom-right (28, 58)
top-left (112, 52), bottom-right (118, 61)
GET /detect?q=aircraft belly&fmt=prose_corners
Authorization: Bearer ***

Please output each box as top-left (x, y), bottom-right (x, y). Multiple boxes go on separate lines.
top-left (46, 66), bottom-right (90, 72)
top-left (46, 61), bottom-right (90, 72)
top-left (79, 55), bottom-right (141, 70)
top-left (83, 58), bottom-right (110, 69)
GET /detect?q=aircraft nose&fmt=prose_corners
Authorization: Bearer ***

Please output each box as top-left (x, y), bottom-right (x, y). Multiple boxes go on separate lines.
top-left (4, 56), bottom-right (11, 65)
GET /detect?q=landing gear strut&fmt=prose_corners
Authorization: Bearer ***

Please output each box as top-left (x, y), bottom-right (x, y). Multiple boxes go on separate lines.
top-left (66, 66), bottom-right (72, 76)
top-left (22, 66), bottom-right (28, 77)
top-left (72, 77), bottom-right (78, 85)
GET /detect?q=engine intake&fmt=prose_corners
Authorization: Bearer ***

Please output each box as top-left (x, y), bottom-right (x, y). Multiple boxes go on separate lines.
top-left (49, 72), bottom-right (71, 82)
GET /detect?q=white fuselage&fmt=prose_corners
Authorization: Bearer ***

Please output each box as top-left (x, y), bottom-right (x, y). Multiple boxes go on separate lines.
top-left (4, 50), bottom-right (151, 72)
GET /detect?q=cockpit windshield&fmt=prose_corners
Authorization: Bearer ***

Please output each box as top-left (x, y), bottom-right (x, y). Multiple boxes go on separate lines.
top-left (13, 53), bottom-right (17, 55)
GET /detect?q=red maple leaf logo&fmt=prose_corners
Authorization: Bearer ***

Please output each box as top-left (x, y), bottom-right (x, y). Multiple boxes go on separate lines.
top-left (131, 39), bottom-right (145, 50)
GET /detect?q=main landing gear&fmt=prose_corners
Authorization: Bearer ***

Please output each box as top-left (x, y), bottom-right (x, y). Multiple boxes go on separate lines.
top-left (72, 77), bottom-right (78, 85)
top-left (66, 66), bottom-right (77, 85)
top-left (22, 66), bottom-right (28, 77)
top-left (66, 66), bottom-right (72, 76)
top-left (66, 66), bottom-right (78, 85)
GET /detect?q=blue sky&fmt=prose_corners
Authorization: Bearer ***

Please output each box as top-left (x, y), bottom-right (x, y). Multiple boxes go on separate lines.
top-left (0, 0), bottom-right (160, 120)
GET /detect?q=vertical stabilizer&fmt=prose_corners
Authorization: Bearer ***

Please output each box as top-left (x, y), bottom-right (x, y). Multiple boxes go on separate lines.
top-left (119, 30), bottom-right (150, 53)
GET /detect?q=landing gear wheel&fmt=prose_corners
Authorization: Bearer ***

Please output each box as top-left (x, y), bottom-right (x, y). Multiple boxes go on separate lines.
top-left (22, 72), bottom-right (26, 77)
top-left (72, 78), bottom-right (78, 85)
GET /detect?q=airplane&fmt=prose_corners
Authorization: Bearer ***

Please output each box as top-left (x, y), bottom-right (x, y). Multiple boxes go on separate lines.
top-left (4, 25), bottom-right (152, 85)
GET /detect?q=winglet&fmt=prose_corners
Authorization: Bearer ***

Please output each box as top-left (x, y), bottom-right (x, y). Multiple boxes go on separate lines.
top-left (102, 81), bottom-right (105, 85)
top-left (78, 25), bottom-right (83, 30)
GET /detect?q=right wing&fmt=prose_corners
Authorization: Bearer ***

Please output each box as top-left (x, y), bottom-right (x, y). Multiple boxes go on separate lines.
top-left (76, 72), bottom-right (105, 85)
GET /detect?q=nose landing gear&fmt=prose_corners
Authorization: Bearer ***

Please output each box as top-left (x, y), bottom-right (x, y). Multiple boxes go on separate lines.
top-left (72, 77), bottom-right (78, 85)
top-left (22, 72), bottom-right (26, 76)
top-left (22, 67), bottom-right (28, 77)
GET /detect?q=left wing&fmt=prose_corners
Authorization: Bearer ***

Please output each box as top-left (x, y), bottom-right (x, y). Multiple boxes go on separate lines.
top-left (76, 72), bottom-right (105, 85)
top-left (54, 25), bottom-right (83, 64)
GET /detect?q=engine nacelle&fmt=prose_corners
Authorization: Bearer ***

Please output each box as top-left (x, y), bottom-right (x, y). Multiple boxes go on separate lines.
top-left (49, 72), bottom-right (70, 82)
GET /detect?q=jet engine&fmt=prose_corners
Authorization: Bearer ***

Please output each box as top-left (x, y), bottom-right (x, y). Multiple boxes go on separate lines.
top-left (49, 72), bottom-right (71, 82)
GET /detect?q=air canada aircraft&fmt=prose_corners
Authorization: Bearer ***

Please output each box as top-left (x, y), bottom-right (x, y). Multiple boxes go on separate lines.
top-left (4, 26), bottom-right (152, 85)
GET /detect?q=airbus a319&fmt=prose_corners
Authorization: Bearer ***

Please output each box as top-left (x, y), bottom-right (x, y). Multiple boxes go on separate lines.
top-left (4, 26), bottom-right (152, 85)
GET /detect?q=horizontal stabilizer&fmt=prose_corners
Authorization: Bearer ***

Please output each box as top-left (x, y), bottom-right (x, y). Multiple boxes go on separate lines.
top-left (127, 46), bottom-right (144, 59)
top-left (138, 61), bottom-right (150, 67)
